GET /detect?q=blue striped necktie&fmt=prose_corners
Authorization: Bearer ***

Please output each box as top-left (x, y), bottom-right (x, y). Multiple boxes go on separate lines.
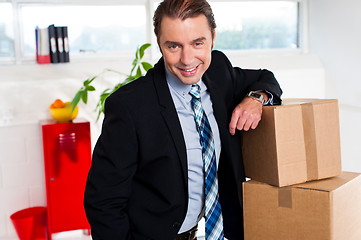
top-left (189, 84), bottom-right (224, 240)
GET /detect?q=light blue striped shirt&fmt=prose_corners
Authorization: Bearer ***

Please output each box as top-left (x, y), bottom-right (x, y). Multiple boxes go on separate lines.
top-left (165, 68), bottom-right (221, 233)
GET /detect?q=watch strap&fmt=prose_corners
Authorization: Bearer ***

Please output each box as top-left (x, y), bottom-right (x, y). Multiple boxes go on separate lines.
top-left (247, 91), bottom-right (265, 105)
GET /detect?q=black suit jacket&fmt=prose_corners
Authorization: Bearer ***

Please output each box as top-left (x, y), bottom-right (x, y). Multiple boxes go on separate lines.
top-left (84, 50), bottom-right (282, 240)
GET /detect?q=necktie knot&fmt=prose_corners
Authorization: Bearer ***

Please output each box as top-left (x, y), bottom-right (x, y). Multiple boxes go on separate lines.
top-left (189, 84), bottom-right (201, 100)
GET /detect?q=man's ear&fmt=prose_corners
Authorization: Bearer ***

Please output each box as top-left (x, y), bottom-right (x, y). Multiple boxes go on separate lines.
top-left (157, 39), bottom-right (163, 54)
top-left (212, 31), bottom-right (216, 49)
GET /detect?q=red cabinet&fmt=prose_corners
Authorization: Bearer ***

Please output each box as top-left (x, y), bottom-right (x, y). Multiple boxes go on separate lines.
top-left (41, 120), bottom-right (91, 239)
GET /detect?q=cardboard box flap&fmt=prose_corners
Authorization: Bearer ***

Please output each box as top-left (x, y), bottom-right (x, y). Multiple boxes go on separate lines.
top-left (293, 172), bottom-right (360, 192)
top-left (282, 98), bottom-right (338, 106)
top-left (245, 172), bottom-right (360, 193)
top-left (244, 179), bottom-right (269, 186)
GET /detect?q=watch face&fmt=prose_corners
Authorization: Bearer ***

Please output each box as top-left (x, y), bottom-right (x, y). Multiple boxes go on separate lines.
top-left (252, 93), bottom-right (261, 98)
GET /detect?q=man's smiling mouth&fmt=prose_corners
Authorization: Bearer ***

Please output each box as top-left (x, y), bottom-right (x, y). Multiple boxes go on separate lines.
top-left (182, 66), bottom-right (197, 72)
top-left (179, 65), bottom-right (200, 75)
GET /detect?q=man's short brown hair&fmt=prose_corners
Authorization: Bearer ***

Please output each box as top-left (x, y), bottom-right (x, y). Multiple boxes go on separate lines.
top-left (153, 0), bottom-right (216, 40)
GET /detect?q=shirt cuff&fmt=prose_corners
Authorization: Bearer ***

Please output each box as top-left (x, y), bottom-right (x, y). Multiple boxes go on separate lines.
top-left (254, 90), bottom-right (274, 105)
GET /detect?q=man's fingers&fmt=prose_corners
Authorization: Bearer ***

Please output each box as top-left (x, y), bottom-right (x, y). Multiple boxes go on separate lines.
top-left (242, 119), bottom-right (252, 131)
top-left (229, 106), bottom-right (262, 134)
top-left (229, 108), bottom-right (247, 134)
top-left (250, 118), bottom-right (260, 130)
top-left (229, 97), bottom-right (263, 134)
top-left (240, 114), bottom-right (260, 132)
top-left (229, 111), bottom-right (239, 135)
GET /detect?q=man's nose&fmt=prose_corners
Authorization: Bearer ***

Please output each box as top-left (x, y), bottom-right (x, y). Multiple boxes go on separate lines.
top-left (180, 46), bottom-right (194, 66)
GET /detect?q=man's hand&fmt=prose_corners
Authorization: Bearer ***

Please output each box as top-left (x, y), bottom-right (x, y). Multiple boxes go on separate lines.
top-left (229, 94), bottom-right (267, 135)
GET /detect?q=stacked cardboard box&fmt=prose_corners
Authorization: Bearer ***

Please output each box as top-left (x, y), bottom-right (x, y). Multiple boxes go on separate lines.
top-left (242, 98), bottom-right (342, 187)
top-left (241, 99), bottom-right (361, 239)
top-left (243, 172), bottom-right (361, 240)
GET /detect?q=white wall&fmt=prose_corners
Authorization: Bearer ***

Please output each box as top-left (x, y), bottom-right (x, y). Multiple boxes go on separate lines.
top-left (309, 0), bottom-right (361, 172)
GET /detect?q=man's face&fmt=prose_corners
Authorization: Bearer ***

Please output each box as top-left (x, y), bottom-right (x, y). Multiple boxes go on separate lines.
top-left (157, 14), bottom-right (215, 85)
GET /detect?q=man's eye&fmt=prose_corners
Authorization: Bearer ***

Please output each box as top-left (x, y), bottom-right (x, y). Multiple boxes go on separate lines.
top-left (195, 42), bottom-right (203, 47)
top-left (169, 45), bottom-right (178, 49)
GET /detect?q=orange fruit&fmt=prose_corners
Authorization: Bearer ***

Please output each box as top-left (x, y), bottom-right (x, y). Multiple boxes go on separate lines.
top-left (51, 99), bottom-right (65, 109)
top-left (49, 102), bottom-right (79, 123)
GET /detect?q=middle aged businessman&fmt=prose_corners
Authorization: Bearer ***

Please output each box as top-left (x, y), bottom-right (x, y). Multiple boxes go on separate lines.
top-left (84, 0), bottom-right (283, 239)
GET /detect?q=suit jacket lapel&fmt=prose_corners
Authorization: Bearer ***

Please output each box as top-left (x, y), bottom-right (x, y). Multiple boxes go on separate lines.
top-left (151, 58), bottom-right (232, 187)
top-left (203, 72), bottom-right (240, 185)
top-left (202, 72), bottom-right (229, 148)
top-left (152, 59), bottom-right (188, 186)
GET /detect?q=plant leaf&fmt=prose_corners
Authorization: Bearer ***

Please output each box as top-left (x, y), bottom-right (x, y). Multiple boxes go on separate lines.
top-left (84, 76), bottom-right (97, 86)
top-left (83, 79), bottom-right (90, 86)
top-left (135, 66), bottom-right (142, 79)
top-left (68, 91), bottom-right (82, 113)
top-left (69, 43), bottom-right (152, 120)
top-left (105, 68), bottom-right (126, 76)
top-left (88, 76), bottom-right (97, 85)
top-left (141, 62), bottom-right (153, 72)
top-left (135, 46), bottom-right (140, 59)
top-left (86, 86), bottom-right (96, 91)
top-left (81, 90), bottom-right (88, 104)
top-left (101, 88), bottom-right (111, 94)
top-left (130, 59), bottom-right (138, 76)
top-left (139, 43), bottom-right (151, 59)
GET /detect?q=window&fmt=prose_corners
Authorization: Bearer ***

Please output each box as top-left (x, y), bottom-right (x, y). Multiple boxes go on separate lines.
top-left (20, 4), bottom-right (147, 57)
top-left (0, 2), bottom-right (15, 60)
top-left (210, 1), bottom-right (299, 50)
top-left (2, 0), bottom-right (305, 64)
top-left (152, 1), bottom-right (300, 51)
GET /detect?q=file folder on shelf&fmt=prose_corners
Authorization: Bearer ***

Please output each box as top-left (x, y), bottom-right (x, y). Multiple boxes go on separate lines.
top-left (35, 26), bottom-right (51, 64)
top-left (48, 24), bottom-right (59, 63)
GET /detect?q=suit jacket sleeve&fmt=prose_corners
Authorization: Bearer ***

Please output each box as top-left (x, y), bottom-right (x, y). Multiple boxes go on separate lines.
top-left (84, 93), bottom-right (137, 240)
top-left (211, 50), bottom-right (282, 105)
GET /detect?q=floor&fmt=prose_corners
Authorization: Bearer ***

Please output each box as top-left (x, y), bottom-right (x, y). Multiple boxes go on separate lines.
top-left (51, 226), bottom-right (206, 239)
top-left (52, 233), bottom-right (205, 240)
top-left (51, 230), bottom-right (92, 240)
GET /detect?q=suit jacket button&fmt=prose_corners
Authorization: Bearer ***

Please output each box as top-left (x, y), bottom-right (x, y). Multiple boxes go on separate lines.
top-left (172, 222), bottom-right (181, 229)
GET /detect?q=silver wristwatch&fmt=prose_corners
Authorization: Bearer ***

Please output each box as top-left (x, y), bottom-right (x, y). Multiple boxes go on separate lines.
top-left (247, 91), bottom-right (265, 105)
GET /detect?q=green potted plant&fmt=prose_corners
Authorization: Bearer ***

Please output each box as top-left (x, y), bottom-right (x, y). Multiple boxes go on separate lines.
top-left (68, 43), bottom-right (153, 120)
